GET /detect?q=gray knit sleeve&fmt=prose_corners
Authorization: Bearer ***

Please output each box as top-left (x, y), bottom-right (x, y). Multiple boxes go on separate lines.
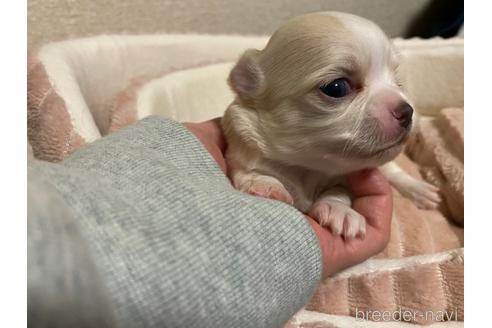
top-left (27, 116), bottom-right (322, 328)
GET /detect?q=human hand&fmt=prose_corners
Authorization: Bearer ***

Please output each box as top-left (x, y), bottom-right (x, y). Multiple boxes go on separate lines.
top-left (306, 169), bottom-right (392, 278)
top-left (184, 119), bottom-right (393, 279)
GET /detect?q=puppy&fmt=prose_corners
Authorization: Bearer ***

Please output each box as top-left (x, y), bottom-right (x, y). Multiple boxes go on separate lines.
top-left (221, 12), bottom-right (440, 239)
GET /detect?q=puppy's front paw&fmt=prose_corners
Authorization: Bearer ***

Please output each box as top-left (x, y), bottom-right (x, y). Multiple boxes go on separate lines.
top-left (239, 176), bottom-right (294, 205)
top-left (399, 179), bottom-right (441, 210)
top-left (308, 200), bottom-right (366, 239)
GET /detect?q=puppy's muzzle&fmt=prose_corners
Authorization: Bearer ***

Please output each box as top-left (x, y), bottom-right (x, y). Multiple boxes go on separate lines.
top-left (392, 102), bottom-right (413, 128)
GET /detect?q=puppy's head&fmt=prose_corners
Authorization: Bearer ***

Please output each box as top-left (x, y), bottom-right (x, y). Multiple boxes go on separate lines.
top-left (229, 12), bottom-right (412, 173)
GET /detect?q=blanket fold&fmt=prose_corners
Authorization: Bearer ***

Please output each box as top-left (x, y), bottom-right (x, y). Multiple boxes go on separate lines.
top-left (406, 108), bottom-right (464, 225)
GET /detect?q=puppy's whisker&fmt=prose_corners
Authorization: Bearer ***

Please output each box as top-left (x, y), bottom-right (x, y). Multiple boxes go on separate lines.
top-left (342, 112), bottom-right (366, 156)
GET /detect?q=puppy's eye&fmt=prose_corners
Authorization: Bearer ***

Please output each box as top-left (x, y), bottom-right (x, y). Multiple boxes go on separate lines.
top-left (320, 78), bottom-right (351, 98)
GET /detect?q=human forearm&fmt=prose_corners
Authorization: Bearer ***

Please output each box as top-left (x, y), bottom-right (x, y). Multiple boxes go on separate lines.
top-left (28, 116), bottom-right (322, 328)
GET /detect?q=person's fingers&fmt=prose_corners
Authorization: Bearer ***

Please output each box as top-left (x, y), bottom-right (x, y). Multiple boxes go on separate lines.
top-left (310, 169), bottom-right (393, 278)
top-left (306, 216), bottom-right (332, 278)
top-left (346, 169), bottom-right (391, 197)
top-left (308, 214), bottom-right (390, 278)
top-left (306, 215), bottom-right (379, 278)
top-left (183, 118), bottom-right (227, 174)
top-left (346, 169), bottom-right (393, 238)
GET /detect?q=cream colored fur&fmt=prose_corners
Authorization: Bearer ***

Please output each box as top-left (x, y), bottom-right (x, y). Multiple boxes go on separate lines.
top-left (222, 12), bottom-right (440, 239)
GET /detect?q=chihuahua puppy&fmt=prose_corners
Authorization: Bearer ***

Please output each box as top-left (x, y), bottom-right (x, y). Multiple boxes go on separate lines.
top-left (221, 12), bottom-right (440, 239)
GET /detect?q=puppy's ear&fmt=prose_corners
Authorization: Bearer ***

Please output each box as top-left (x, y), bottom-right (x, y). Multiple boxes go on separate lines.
top-left (228, 49), bottom-right (265, 100)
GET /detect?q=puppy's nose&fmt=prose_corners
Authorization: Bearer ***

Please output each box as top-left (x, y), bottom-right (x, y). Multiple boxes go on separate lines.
top-left (392, 102), bottom-right (413, 128)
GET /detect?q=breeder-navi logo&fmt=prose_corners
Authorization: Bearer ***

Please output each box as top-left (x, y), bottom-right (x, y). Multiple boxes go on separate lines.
top-left (355, 307), bottom-right (459, 322)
